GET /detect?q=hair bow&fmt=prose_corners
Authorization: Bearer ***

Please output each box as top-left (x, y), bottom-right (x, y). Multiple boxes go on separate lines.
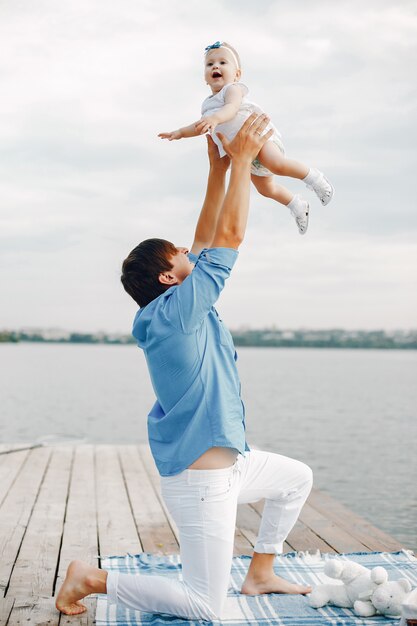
top-left (204, 41), bottom-right (222, 53)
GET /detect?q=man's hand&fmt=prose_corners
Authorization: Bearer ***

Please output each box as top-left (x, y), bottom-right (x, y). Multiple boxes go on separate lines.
top-left (207, 135), bottom-right (230, 172)
top-left (158, 129), bottom-right (182, 141)
top-left (217, 113), bottom-right (272, 162)
top-left (195, 115), bottom-right (218, 135)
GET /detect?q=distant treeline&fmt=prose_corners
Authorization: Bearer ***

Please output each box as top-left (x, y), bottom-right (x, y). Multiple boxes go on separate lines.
top-left (0, 331), bottom-right (134, 345)
top-left (1, 329), bottom-right (416, 349)
top-left (231, 329), bottom-right (417, 350)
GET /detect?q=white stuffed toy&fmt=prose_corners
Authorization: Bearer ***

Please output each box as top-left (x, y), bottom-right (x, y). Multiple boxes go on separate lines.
top-left (355, 576), bottom-right (413, 618)
top-left (309, 558), bottom-right (388, 614)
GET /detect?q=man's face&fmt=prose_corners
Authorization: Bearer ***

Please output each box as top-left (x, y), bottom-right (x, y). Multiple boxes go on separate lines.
top-left (168, 247), bottom-right (194, 283)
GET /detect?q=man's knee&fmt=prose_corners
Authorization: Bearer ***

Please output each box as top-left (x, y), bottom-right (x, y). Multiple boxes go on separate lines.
top-left (186, 587), bottom-right (225, 621)
top-left (286, 459), bottom-right (313, 497)
top-left (192, 600), bottom-right (223, 622)
top-left (299, 462), bottom-right (313, 494)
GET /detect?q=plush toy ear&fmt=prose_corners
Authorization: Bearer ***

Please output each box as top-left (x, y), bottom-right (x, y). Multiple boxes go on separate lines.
top-left (398, 578), bottom-right (412, 593)
top-left (371, 567), bottom-right (388, 585)
top-left (324, 560), bottom-right (344, 579)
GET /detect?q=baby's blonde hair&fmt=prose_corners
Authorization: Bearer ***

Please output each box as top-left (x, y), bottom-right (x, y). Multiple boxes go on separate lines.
top-left (221, 42), bottom-right (241, 69)
top-left (204, 41), bottom-right (241, 70)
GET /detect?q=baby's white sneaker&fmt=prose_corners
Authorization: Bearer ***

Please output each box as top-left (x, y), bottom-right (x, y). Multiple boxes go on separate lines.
top-left (287, 195), bottom-right (309, 235)
top-left (304, 168), bottom-right (334, 206)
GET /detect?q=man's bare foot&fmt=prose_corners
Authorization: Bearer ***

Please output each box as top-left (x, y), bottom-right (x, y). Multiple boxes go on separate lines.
top-left (241, 572), bottom-right (312, 596)
top-left (56, 560), bottom-right (103, 615)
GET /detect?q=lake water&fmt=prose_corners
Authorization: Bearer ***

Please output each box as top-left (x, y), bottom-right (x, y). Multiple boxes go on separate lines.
top-left (1, 343), bottom-right (416, 550)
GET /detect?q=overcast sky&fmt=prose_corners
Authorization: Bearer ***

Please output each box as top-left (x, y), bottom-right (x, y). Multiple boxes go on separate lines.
top-left (1, 0), bottom-right (416, 332)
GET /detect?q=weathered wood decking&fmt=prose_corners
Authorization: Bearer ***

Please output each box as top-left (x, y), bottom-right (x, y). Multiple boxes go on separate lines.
top-left (0, 444), bottom-right (405, 626)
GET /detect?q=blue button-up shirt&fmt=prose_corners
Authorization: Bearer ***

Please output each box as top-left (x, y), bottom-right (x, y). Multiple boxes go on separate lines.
top-left (132, 247), bottom-right (250, 476)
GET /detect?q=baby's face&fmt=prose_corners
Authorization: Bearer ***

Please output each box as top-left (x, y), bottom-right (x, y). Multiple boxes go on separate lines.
top-left (204, 48), bottom-right (241, 93)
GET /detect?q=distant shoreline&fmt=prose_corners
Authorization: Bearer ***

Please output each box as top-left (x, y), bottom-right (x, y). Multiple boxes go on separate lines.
top-left (1, 329), bottom-right (416, 350)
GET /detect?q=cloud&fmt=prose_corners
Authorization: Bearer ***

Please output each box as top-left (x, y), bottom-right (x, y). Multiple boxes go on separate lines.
top-left (0, 0), bottom-right (416, 330)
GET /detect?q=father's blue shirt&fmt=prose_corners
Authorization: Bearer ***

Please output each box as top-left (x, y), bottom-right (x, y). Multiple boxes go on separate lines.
top-left (132, 247), bottom-right (250, 476)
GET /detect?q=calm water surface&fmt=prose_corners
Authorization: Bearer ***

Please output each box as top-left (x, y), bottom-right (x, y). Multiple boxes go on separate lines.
top-left (1, 344), bottom-right (416, 549)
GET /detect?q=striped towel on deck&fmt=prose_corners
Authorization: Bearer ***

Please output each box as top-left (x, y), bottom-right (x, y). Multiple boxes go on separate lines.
top-left (96, 550), bottom-right (417, 625)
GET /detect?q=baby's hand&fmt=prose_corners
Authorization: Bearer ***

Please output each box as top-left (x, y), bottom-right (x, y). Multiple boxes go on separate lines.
top-left (195, 116), bottom-right (218, 135)
top-left (158, 130), bottom-right (182, 141)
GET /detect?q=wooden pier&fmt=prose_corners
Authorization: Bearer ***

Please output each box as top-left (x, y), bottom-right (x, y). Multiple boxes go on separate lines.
top-left (0, 444), bottom-right (405, 626)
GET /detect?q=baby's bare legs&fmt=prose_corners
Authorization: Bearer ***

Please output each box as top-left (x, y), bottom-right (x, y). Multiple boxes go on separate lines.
top-left (257, 142), bottom-right (309, 179)
top-left (251, 174), bottom-right (293, 207)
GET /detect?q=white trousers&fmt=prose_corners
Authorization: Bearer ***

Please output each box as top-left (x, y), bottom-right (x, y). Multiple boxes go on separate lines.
top-left (106, 449), bottom-right (313, 621)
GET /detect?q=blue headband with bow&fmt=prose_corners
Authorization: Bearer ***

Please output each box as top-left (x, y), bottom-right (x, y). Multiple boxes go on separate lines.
top-left (204, 41), bottom-right (222, 53)
top-left (204, 41), bottom-right (240, 68)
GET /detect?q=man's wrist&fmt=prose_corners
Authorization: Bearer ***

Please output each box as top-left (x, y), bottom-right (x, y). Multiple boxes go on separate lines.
top-left (231, 156), bottom-right (252, 169)
top-left (209, 159), bottom-right (228, 173)
top-left (209, 165), bottom-right (228, 178)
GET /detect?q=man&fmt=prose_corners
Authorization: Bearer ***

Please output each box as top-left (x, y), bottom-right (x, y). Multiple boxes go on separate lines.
top-left (56, 114), bottom-right (312, 620)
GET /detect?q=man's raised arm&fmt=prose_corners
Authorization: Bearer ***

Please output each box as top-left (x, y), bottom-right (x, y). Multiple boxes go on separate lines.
top-left (211, 113), bottom-right (272, 250)
top-left (190, 136), bottom-right (230, 257)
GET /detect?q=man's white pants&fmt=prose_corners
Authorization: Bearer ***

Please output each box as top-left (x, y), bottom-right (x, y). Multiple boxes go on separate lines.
top-left (106, 449), bottom-right (313, 621)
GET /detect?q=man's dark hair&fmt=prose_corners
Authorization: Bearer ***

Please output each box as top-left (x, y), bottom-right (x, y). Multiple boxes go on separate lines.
top-left (121, 238), bottom-right (177, 307)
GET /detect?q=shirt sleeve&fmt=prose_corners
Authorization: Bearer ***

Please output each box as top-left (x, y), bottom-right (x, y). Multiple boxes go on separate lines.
top-left (224, 82), bottom-right (249, 98)
top-left (162, 247), bottom-right (238, 333)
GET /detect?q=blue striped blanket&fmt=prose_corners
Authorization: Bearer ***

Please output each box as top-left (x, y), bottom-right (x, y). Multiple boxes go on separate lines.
top-left (96, 551), bottom-right (417, 625)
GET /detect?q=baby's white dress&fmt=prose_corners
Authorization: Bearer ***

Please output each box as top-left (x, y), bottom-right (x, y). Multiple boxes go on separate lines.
top-left (201, 82), bottom-right (285, 177)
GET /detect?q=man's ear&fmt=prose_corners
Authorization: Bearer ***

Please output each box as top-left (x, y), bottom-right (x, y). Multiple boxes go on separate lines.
top-left (158, 272), bottom-right (178, 286)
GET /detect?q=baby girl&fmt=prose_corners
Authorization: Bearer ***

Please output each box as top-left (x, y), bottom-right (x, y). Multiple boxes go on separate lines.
top-left (159, 41), bottom-right (334, 235)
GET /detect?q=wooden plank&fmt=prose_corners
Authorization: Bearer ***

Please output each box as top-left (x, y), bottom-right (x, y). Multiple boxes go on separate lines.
top-left (6, 596), bottom-right (57, 625)
top-left (287, 519), bottom-right (336, 554)
top-left (117, 445), bottom-right (178, 554)
top-left (308, 488), bottom-right (404, 552)
top-left (0, 598), bottom-right (14, 626)
top-left (299, 503), bottom-right (370, 553)
top-left (0, 447), bottom-right (51, 596)
top-left (138, 444), bottom-right (180, 544)
top-left (137, 444), bottom-right (159, 486)
top-left (236, 504), bottom-right (260, 551)
top-left (250, 497), bottom-right (367, 554)
top-left (233, 527), bottom-right (256, 557)
top-left (233, 527), bottom-right (254, 556)
top-left (95, 445), bottom-right (141, 556)
top-left (7, 447), bottom-right (72, 599)
top-left (0, 443), bottom-right (43, 456)
top-left (0, 449), bottom-right (30, 509)
top-left (55, 445), bottom-right (98, 626)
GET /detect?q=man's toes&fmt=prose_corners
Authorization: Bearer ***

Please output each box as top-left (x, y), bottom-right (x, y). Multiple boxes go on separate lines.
top-left (57, 601), bottom-right (87, 616)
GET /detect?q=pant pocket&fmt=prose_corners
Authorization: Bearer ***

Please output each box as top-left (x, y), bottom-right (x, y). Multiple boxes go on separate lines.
top-left (201, 477), bottom-right (232, 503)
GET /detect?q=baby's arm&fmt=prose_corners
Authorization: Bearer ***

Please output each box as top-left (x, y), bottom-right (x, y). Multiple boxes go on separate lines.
top-left (158, 122), bottom-right (201, 141)
top-left (195, 84), bottom-right (244, 135)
